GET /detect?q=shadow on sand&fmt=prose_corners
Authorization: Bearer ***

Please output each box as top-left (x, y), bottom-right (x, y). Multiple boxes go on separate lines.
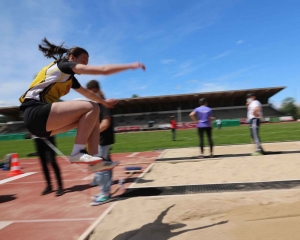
top-left (113, 204), bottom-right (228, 240)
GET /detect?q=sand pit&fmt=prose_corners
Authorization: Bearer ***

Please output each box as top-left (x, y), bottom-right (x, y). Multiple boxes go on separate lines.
top-left (135, 153), bottom-right (300, 187)
top-left (89, 190), bottom-right (300, 240)
top-left (160, 141), bottom-right (300, 159)
top-left (88, 142), bottom-right (300, 240)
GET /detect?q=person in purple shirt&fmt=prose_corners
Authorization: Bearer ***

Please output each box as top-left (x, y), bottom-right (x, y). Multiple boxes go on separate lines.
top-left (189, 98), bottom-right (214, 158)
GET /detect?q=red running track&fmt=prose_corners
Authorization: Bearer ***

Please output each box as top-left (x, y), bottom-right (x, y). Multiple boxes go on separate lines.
top-left (0, 151), bottom-right (161, 240)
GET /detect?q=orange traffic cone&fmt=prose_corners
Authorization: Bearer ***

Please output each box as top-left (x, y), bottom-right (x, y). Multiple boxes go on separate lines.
top-left (8, 153), bottom-right (23, 176)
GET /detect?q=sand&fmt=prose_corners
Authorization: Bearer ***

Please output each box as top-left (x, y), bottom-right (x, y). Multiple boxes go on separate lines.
top-left (159, 141), bottom-right (300, 159)
top-left (135, 153), bottom-right (300, 187)
top-left (89, 142), bottom-right (300, 240)
top-left (90, 190), bottom-right (300, 240)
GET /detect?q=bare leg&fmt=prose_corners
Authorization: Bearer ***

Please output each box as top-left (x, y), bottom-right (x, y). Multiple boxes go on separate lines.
top-left (47, 101), bottom-right (99, 146)
top-left (87, 118), bottom-right (100, 156)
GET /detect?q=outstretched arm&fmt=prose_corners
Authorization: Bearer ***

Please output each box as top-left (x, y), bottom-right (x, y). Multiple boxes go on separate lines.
top-left (72, 62), bottom-right (146, 75)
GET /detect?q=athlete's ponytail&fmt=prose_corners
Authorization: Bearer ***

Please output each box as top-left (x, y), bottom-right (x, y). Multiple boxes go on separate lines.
top-left (38, 38), bottom-right (68, 60)
top-left (38, 38), bottom-right (89, 61)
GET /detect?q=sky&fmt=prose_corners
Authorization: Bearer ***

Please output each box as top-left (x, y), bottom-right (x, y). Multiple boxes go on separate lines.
top-left (0, 0), bottom-right (300, 108)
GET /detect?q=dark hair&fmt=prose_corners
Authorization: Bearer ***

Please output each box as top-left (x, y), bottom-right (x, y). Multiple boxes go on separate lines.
top-left (199, 98), bottom-right (207, 105)
top-left (247, 93), bottom-right (255, 97)
top-left (38, 38), bottom-right (89, 61)
top-left (86, 80), bottom-right (100, 90)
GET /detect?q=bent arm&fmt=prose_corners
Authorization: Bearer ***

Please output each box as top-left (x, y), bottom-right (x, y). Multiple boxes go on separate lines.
top-left (210, 116), bottom-right (214, 127)
top-left (99, 117), bottom-right (111, 133)
top-left (189, 111), bottom-right (197, 122)
top-left (253, 106), bottom-right (260, 118)
top-left (74, 87), bottom-right (106, 105)
top-left (72, 62), bottom-right (145, 75)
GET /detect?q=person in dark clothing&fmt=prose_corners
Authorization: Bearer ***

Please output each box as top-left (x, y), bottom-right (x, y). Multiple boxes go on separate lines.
top-left (33, 135), bottom-right (63, 196)
top-left (86, 80), bottom-right (117, 206)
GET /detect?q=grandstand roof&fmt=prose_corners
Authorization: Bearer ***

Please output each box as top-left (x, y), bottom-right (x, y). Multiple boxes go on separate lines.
top-left (0, 106), bottom-right (21, 120)
top-left (112, 86), bottom-right (285, 114)
top-left (0, 86), bottom-right (285, 119)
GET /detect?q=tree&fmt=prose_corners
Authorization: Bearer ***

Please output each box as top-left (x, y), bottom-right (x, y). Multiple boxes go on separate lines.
top-left (280, 97), bottom-right (298, 120)
top-left (132, 94), bottom-right (139, 98)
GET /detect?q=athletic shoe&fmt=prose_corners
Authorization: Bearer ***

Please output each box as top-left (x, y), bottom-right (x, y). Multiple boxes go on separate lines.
top-left (197, 154), bottom-right (204, 159)
top-left (89, 161), bottom-right (120, 172)
top-left (210, 154), bottom-right (214, 158)
top-left (90, 195), bottom-right (111, 206)
top-left (41, 186), bottom-right (52, 195)
top-left (56, 187), bottom-right (64, 197)
top-left (91, 193), bottom-right (101, 201)
top-left (251, 151), bottom-right (263, 156)
top-left (69, 150), bottom-right (103, 164)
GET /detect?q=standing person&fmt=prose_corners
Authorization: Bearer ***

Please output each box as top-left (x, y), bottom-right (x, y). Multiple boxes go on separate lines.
top-left (86, 80), bottom-right (115, 205)
top-left (246, 93), bottom-right (264, 156)
top-left (189, 98), bottom-right (214, 158)
top-left (33, 135), bottom-right (64, 196)
top-left (170, 116), bottom-right (177, 141)
top-left (19, 38), bottom-right (145, 169)
top-left (216, 118), bottom-right (222, 130)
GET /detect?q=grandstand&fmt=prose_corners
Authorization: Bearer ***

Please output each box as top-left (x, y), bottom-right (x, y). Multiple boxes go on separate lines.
top-left (0, 86), bottom-right (286, 133)
top-left (112, 86), bottom-right (286, 127)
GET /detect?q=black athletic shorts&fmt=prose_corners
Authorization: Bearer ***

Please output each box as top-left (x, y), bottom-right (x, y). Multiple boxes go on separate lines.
top-left (22, 101), bottom-right (53, 138)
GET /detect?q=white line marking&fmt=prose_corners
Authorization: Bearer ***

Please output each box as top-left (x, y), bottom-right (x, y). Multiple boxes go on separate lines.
top-left (127, 152), bottom-right (139, 157)
top-left (1, 218), bottom-right (96, 223)
top-left (0, 172), bottom-right (36, 185)
top-left (82, 174), bottom-right (94, 180)
top-left (5, 179), bottom-right (92, 184)
top-left (0, 221), bottom-right (13, 230)
top-left (78, 202), bottom-right (118, 240)
top-left (128, 163), bottom-right (155, 189)
top-left (157, 149), bottom-right (167, 159)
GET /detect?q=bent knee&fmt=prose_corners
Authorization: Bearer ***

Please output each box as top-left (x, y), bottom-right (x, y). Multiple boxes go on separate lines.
top-left (82, 101), bottom-right (100, 113)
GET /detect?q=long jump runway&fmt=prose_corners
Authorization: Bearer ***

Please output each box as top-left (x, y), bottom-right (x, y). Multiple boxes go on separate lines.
top-left (0, 151), bottom-right (161, 240)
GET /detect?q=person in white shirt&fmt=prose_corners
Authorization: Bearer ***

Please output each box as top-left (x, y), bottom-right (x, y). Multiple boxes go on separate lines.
top-left (216, 119), bottom-right (222, 129)
top-left (246, 93), bottom-right (264, 155)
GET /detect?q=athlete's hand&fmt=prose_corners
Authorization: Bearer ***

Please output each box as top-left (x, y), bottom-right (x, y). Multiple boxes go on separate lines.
top-left (131, 62), bottom-right (146, 71)
top-left (104, 98), bottom-right (118, 108)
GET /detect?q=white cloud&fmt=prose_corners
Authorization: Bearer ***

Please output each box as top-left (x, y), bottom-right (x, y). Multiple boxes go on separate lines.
top-left (174, 60), bottom-right (196, 77)
top-left (212, 51), bottom-right (230, 60)
top-left (160, 59), bottom-right (176, 65)
top-left (236, 40), bottom-right (244, 44)
top-left (187, 79), bottom-right (199, 83)
top-left (197, 83), bottom-right (228, 93)
top-left (176, 85), bottom-right (182, 90)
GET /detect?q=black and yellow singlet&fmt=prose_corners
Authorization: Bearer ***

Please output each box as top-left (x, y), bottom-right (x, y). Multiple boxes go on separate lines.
top-left (19, 59), bottom-right (81, 110)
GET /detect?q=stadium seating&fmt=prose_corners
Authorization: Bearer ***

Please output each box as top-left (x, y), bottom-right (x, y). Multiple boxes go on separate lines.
top-left (112, 104), bottom-right (284, 127)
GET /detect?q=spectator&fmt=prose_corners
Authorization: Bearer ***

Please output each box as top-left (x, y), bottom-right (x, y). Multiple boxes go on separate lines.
top-left (170, 116), bottom-right (177, 141)
top-left (216, 118), bottom-right (222, 129)
top-left (189, 98), bottom-right (214, 158)
top-left (246, 93), bottom-right (264, 155)
top-left (33, 135), bottom-right (63, 196)
top-left (86, 80), bottom-right (116, 206)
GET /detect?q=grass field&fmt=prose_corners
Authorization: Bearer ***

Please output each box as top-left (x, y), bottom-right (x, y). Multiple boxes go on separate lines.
top-left (1, 122), bottom-right (300, 159)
